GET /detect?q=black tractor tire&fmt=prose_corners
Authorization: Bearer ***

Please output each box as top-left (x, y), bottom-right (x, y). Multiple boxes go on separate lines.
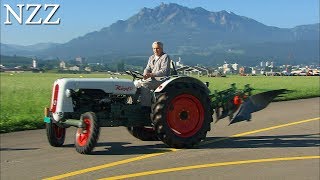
top-left (127, 126), bottom-right (159, 141)
top-left (46, 121), bottom-right (66, 147)
top-left (75, 112), bottom-right (100, 154)
top-left (152, 82), bottom-right (213, 148)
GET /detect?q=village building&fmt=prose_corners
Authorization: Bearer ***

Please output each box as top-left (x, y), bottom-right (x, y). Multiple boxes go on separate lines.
top-left (69, 65), bottom-right (80, 71)
top-left (60, 61), bottom-right (66, 69)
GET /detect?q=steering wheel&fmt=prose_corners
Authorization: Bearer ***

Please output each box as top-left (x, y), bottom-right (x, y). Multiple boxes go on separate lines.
top-left (125, 70), bottom-right (144, 80)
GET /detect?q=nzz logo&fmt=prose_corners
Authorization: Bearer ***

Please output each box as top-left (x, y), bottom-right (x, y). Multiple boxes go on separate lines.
top-left (3, 4), bottom-right (60, 25)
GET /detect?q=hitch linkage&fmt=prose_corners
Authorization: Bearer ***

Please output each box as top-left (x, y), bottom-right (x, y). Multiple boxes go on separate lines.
top-left (209, 83), bottom-right (253, 123)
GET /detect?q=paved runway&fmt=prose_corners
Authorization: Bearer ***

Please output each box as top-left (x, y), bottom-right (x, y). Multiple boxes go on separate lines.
top-left (1, 98), bottom-right (319, 179)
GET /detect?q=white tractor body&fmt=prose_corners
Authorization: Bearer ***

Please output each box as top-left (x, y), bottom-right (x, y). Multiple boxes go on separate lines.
top-left (50, 78), bottom-right (136, 122)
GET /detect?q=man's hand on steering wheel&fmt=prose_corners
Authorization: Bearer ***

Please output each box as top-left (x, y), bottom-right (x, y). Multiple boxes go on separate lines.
top-left (143, 72), bottom-right (154, 79)
top-left (125, 70), bottom-right (144, 80)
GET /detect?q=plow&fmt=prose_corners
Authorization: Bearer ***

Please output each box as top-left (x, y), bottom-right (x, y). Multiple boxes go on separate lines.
top-left (44, 71), bottom-right (288, 154)
top-left (210, 83), bottom-right (287, 125)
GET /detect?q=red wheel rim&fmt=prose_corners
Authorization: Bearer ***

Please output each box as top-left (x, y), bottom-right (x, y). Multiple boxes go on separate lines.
top-left (53, 124), bottom-right (64, 139)
top-left (166, 94), bottom-right (204, 137)
top-left (76, 118), bottom-right (91, 146)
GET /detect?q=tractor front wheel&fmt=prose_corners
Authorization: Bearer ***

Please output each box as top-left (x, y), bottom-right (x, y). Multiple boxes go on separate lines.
top-left (46, 121), bottom-right (66, 147)
top-left (152, 82), bottom-right (213, 148)
top-left (75, 112), bottom-right (100, 154)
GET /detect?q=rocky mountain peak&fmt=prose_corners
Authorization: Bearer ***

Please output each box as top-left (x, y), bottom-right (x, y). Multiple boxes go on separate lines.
top-left (125, 3), bottom-right (255, 31)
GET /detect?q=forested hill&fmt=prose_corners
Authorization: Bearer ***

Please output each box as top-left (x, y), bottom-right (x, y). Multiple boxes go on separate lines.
top-left (1, 3), bottom-right (319, 66)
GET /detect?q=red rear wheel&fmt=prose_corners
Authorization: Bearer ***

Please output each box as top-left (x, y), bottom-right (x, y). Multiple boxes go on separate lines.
top-left (166, 94), bottom-right (204, 138)
top-left (152, 82), bottom-right (212, 148)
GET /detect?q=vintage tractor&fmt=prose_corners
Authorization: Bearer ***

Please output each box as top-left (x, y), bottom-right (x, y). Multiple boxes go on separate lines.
top-left (44, 70), bottom-right (287, 154)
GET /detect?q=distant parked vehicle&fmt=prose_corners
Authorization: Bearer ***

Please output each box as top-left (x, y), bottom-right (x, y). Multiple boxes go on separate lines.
top-left (290, 68), bottom-right (310, 76)
top-left (307, 69), bottom-right (320, 76)
top-left (281, 71), bottom-right (290, 76)
top-left (290, 70), bottom-right (302, 76)
top-left (312, 69), bottom-right (319, 76)
top-left (264, 72), bottom-right (281, 76)
top-left (299, 71), bottom-right (307, 76)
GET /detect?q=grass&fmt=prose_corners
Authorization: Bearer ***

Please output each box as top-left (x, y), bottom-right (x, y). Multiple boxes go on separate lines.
top-left (202, 75), bottom-right (320, 101)
top-left (0, 72), bottom-right (111, 133)
top-left (0, 72), bottom-right (319, 133)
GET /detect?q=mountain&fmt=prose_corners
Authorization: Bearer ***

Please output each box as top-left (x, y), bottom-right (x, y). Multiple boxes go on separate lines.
top-left (1, 43), bottom-right (60, 57)
top-left (1, 3), bottom-right (319, 66)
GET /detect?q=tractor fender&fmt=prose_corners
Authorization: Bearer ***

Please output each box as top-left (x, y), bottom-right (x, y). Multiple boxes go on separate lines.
top-left (154, 76), bottom-right (210, 94)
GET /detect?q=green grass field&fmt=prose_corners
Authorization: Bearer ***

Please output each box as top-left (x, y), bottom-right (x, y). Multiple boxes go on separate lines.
top-left (0, 72), bottom-right (319, 133)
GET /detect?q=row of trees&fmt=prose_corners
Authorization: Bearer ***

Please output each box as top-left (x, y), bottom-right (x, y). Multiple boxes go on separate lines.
top-left (1, 55), bottom-right (140, 72)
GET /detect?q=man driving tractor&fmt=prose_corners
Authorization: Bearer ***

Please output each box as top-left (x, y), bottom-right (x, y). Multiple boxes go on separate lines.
top-left (140, 41), bottom-right (171, 110)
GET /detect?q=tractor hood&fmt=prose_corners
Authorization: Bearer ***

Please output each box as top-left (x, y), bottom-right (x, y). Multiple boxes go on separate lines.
top-left (50, 78), bottom-right (136, 122)
top-left (54, 78), bottom-right (136, 95)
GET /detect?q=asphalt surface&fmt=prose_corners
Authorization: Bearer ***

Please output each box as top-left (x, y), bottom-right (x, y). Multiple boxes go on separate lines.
top-left (1, 97), bottom-right (319, 180)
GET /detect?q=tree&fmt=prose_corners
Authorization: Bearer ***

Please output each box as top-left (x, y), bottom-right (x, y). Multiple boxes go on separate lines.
top-left (117, 60), bottom-right (125, 72)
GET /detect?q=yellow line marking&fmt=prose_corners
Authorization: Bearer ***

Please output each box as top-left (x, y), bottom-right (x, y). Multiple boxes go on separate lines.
top-left (201, 117), bottom-right (320, 145)
top-left (43, 117), bottom-right (320, 180)
top-left (100, 156), bottom-right (320, 180)
top-left (232, 117), bottom-right (320, 137)
top-left (43, 150), bottom-right (177, 180)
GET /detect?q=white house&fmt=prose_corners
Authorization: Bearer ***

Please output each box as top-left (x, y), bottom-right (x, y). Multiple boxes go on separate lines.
top-left (69, 66), bottom-right (80, 71)
top-left (32, 59), bottom-right (37, 68)
top-left (60, 61), bottom-right (66, 69)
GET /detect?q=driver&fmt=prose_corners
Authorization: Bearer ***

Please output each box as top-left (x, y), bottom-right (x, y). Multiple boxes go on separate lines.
top-left (140, 41), bottom-right (171, 111)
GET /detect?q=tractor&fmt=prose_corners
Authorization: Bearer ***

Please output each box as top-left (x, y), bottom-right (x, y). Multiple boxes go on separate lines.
top-left (44, 70), bottom-right (286, 154)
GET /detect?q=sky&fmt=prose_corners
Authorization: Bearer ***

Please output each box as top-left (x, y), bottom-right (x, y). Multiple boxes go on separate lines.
top-left (0, 0), bottom-right (319, 46)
